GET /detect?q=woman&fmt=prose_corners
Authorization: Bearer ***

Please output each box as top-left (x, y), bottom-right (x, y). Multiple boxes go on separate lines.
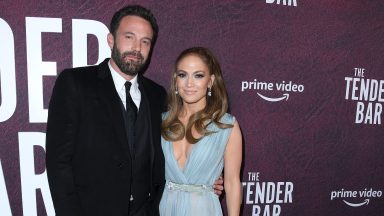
top-left (160, 47), bottom-right (242, 216)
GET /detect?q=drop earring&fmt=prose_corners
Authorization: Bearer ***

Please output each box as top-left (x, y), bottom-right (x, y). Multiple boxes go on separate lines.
top-left (208, 87), bottom-right (212, 97)
top-left (175, 87), bottom-right (179, 95)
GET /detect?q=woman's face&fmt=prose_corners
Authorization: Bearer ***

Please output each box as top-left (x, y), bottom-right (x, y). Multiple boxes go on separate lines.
top-left (175, 54), bottom-right (215, 108)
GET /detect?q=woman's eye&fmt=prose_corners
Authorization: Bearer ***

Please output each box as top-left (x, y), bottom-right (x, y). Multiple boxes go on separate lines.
top-left (177, 73), bottom-right (186, 78)
top-left (195, 74), bottom-right (204, 78)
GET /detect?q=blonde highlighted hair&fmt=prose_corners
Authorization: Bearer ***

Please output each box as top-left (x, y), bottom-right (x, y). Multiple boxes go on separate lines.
top-left (161, 47), bottom-right (233, 144)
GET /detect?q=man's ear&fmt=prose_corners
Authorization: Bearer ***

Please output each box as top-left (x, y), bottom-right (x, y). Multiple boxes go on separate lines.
top-left (107, 33), bottom-right (114, 49)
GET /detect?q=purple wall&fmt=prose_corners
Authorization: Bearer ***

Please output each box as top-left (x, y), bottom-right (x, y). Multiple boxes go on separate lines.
top-left (0, 0), bottom-right (383, 215)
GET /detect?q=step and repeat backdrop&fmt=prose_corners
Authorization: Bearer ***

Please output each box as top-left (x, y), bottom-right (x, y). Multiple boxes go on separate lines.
top-left (0, 0), bottom-right (383, 215)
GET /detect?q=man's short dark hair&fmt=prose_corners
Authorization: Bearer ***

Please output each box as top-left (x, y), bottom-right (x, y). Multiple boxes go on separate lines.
top-left (110, 5), bottom-right (159, 44)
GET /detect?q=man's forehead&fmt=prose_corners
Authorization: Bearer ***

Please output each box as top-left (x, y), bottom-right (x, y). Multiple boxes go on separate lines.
top-left (117, 15), bottom-right (153, 35)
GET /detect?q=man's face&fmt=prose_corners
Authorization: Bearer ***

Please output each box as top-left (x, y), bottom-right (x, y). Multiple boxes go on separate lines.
top-left (108, 15), bottom-right (153, 76)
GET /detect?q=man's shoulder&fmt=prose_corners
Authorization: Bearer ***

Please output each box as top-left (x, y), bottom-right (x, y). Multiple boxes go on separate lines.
top-left (140, 75), bottom-right (166, 92)
top-left (139, 75), bottom-right (167, 109)
top-left (60, 65), bottom-right (96, 76)
top-left (58, 59), bottom-right (108, 79)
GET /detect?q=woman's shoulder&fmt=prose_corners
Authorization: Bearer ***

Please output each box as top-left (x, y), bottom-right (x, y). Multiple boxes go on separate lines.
top-left (161, 111), bottom-right (170, 120)
top-left (219, 113), bottom-right (236, 125)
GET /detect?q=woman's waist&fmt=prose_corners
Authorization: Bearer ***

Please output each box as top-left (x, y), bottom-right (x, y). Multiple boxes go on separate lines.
top-left (165, 180), bottom-right (214, 193)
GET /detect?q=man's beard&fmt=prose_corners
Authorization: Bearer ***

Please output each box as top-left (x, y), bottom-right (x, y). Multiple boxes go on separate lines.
top-left (111, 45), bottom-right (146, 76)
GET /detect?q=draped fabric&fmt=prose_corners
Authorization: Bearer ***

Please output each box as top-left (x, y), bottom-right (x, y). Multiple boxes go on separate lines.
top-left (159, 113), bottom-right (235, 216)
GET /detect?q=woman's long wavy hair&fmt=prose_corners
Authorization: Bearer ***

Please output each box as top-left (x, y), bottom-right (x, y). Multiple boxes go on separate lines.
top-left (161, 47), bottom-right (233, 144)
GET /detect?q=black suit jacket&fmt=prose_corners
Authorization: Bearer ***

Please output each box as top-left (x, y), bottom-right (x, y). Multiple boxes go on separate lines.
top-left (46, 59), bottom-right (166, 216)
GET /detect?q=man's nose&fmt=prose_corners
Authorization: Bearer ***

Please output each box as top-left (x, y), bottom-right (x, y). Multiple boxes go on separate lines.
top-left (132, 39), bottom-right (141, 51)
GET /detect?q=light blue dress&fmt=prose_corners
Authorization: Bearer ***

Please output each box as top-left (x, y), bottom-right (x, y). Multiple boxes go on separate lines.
top-left (159, 113), bottom-right (235, 216)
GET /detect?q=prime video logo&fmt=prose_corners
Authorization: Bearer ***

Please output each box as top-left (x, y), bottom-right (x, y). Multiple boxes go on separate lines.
top-left (266, 0), bottom-right (298, 7)
top-left (330, 188), bottom-right (383, 207)
top-left (241, 79), bottom-right (304, 102)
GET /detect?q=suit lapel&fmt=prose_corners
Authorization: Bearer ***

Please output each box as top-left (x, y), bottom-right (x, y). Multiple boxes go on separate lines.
top-left (96, 60), bottom-right (132, 159)
top-left (138, 75), bottom-right (155, 178)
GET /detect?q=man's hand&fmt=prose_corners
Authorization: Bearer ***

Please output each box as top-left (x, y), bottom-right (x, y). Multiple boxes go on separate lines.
top-left (213, 175), bottom-right (224, 196)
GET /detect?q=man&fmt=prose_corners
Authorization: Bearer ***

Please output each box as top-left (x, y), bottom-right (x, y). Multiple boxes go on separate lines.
top-left (46, 5), bottom-right (165, 216)
top-left (46, 5), bottom-right (222, 216)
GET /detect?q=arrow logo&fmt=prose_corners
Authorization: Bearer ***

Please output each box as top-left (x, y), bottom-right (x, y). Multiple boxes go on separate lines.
top-left (343, 199), bottom-right (370, 207)
top-left (257, 93), bottom-right (289, 102)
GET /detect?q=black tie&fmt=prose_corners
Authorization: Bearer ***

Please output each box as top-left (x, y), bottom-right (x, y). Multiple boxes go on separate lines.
top-left (125, 81), bottom-right (137, 153)
top-left (125, 81), bottom-right (138, 121)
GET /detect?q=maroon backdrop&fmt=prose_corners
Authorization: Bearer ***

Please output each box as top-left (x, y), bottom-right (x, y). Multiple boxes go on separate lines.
top-left (0, 0), bottom-right (383, 215)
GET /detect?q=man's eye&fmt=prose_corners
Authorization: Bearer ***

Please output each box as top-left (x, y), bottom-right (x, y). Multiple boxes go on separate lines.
top-left (142, 40), bottom-right (151, 46)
